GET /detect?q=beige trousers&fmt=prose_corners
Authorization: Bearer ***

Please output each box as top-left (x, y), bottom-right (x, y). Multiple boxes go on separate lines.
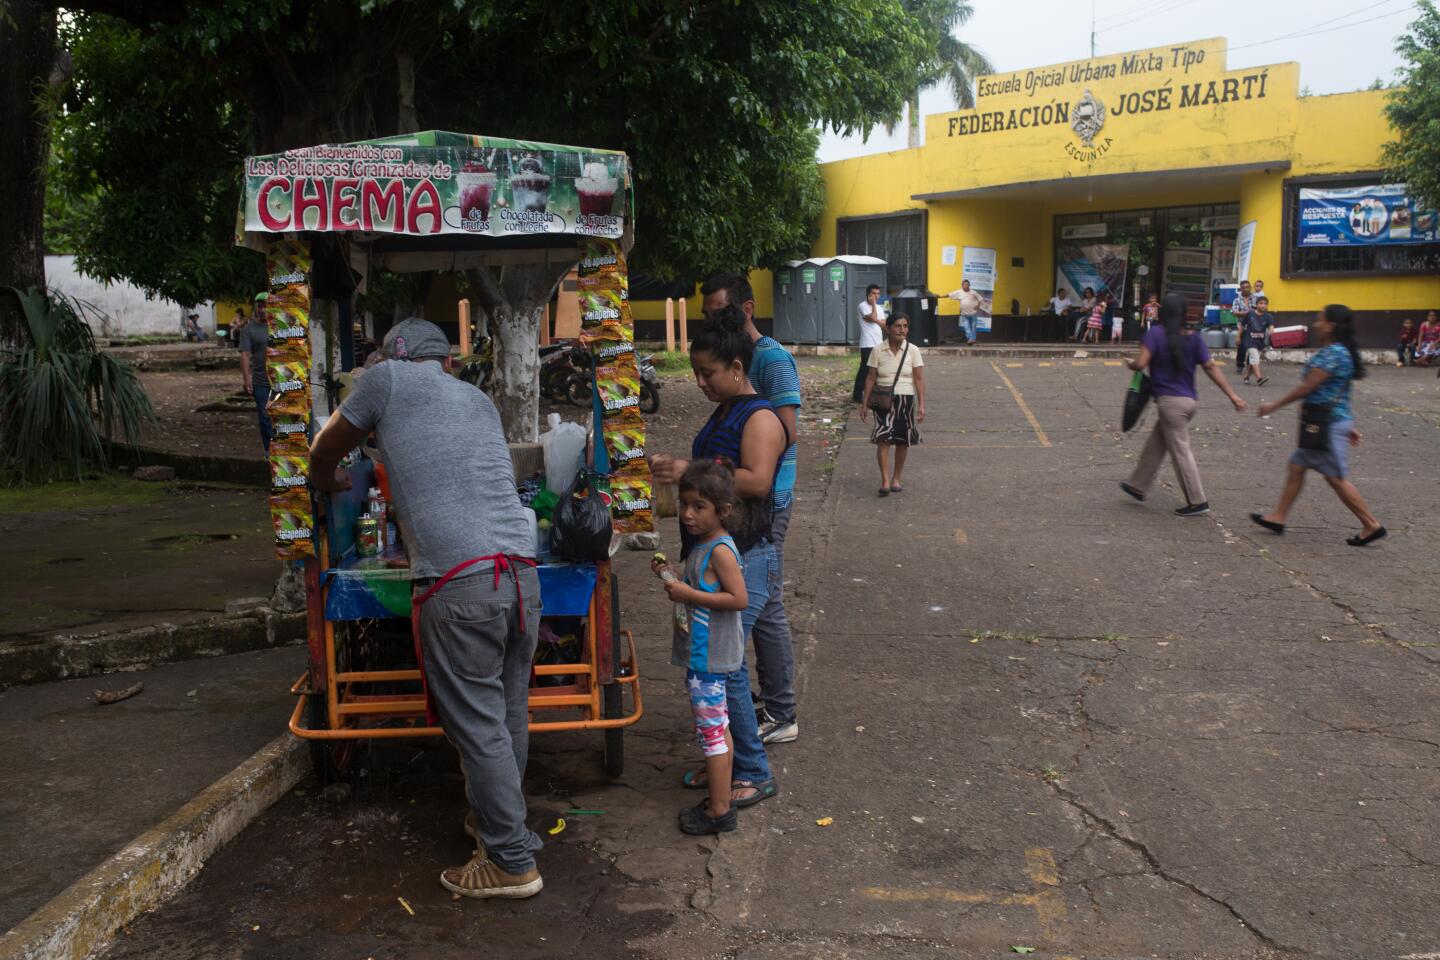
top-left (1129, 395), bottom-right (1205, 505)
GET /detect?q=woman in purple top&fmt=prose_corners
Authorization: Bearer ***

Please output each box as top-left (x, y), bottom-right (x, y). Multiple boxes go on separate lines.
top-left (1120, 293), bottom-right (1247, 517)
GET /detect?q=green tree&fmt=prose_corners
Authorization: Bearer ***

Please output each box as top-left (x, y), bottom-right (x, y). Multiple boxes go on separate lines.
top-left (1384, 0), bottom-right (1440, 207)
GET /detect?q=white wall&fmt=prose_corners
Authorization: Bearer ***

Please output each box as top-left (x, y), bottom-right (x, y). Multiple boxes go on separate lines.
top-left (44, 255), bottom-right (214, 338)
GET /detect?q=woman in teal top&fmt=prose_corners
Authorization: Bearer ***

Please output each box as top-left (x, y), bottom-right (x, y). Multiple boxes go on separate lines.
top-left (1250, 304), bottom-right (1387, 546)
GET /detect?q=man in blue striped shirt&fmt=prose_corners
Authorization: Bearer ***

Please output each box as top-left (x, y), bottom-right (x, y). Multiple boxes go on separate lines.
top-left (701, 274), bottom-right (800, 744)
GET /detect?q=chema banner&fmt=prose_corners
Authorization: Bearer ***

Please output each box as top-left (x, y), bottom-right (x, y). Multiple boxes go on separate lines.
top-left (240, 132), bottom-right (630, 242)
top-left (1297, 184), bottom-right (1438, 246)
top-left (1056, 243), bottom-right (1129, 302)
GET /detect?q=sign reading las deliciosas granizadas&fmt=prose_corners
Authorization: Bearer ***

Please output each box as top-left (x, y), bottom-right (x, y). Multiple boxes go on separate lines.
top-left (239, 132), bottom-right (631, 241)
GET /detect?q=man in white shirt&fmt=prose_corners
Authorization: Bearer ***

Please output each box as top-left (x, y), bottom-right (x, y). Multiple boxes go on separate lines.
top-left (854, 284), bottom-right (885, 403)
top-left (946, 280), bottom-right (983, 345)
top-left (1048, 288), bottom-right (1072, 316)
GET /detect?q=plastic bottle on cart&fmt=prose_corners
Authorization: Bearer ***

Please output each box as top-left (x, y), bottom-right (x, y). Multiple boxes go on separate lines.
top-left (367, 487), bottom-right (389, 552)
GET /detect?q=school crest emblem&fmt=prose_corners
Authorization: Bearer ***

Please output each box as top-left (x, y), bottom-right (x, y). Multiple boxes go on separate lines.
top-left (1071, 89), bottom-right (1106, 147)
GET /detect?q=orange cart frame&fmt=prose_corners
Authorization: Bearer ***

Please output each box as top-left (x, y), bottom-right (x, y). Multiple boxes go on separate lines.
top-left (288, 525), bottom-right (644, 779)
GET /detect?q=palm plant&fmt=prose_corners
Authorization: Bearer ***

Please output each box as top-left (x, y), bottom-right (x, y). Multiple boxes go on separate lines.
top-left (0, 287), bottom-right (155, 482)
top-left (893, 0), bottom-right (995, 148)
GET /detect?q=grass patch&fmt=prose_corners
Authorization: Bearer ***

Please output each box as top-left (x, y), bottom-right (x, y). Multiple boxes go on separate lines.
top-left (0, 473), bottom-right (177, 514)
top-left (649, 349), bottom-right (692, 375)
top-left (1041, 764), bottom-right (1066, 783)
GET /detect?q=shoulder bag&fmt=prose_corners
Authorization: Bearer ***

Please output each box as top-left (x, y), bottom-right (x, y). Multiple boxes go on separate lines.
top-left (1297, 401), bottom-right (1334, 452)
top-left (867, 342), bottom-right (909, 416)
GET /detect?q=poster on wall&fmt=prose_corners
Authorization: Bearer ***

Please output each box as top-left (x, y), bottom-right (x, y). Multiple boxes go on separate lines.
top-left (1056, 243), bottom-right (1129, 303)
top-left (960, 247), bottom-right (997, 332)
top-left (1163, 248), bottom-right (1211, 316)
top-left (1209, 234), bottom-right (1237, 301)
top-left (1297, 184), bottom-right (1438, 246)
top-left (1234, 220), bottom-right (1258, 281)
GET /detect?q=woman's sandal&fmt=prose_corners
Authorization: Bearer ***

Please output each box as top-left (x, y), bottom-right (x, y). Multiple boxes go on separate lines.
top-left (1346, 526), bottom-right (1387, 547)
top-left (889, 483), bottom-right (903, 493)
top-left (1249, 513), bottom-right (1285, 535)
top-left (679, 770), bottom-right (778, 808)
top-left (877, 487), bottom-right (889, 497)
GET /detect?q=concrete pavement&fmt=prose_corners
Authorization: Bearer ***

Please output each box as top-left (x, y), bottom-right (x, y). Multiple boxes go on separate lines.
top-left (46, 356), bottom-right (1440, 960)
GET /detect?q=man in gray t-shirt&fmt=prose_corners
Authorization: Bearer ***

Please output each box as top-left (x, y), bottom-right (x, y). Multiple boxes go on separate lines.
top-left (309, 318), bottom-right (545, 900)
top-left (237, 314), bottom-right (271, 451)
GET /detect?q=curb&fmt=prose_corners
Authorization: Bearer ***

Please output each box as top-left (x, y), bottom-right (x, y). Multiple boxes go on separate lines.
top-left (0, 734), bottom-right (307, 960)
top-left (105, 443), bottom-right (266, 486)
top-left (0, 609), bottom-right (306, 688)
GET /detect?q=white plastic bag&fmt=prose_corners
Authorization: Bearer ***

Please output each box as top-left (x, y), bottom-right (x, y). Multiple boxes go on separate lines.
top-left (540, 412), bottom-right (587, 496)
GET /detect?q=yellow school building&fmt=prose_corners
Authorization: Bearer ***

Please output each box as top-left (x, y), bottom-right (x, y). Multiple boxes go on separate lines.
top-left (739, 37), bottom-right (1438, 346)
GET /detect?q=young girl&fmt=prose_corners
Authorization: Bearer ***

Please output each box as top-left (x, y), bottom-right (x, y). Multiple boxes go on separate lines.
top-left (1085, 296), bottom-right (1105, 344)
top-left (1110, 305), bottom-right (1125, 344)
top-left (653, 459), bottom-right (749, 836)
top-left (1141, 293), bottom-right (1159, 332)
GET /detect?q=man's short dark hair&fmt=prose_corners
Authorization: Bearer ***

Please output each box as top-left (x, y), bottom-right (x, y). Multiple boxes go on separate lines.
top-left (1255, 295), bottom-right (1269, 304)
top-left (700, 272), bottom-right (754, 306)
top-left (866, 284), bottom-right (881, 295)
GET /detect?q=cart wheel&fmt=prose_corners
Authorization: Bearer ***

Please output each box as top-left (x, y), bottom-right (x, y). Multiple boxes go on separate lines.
top-left (306, 693), bottom-right (356, 784)
top-left (603, 683), bottom-right (624, 778)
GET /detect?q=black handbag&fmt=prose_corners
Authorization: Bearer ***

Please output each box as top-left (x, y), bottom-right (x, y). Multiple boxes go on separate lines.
top-left (1122, 370), bottom-right (1153, 432)
top-left (867, 342), bottom-right (909, 416)
top-left (1298, 402), bottom-right (1335, 452)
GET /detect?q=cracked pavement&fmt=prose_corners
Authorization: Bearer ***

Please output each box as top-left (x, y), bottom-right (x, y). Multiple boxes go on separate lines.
top-left (95, 357), bottom-right (1438, 959)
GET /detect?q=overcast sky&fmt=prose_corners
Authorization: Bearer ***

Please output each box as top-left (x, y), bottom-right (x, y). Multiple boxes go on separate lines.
top-left (817, 0), bottom-right (1417, 161)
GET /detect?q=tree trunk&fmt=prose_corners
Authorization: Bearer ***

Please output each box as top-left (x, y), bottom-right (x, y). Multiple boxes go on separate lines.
top-left (0, 0), bottom-right (57, 348)
top-left (469, 260), bottom-right (574, 442)
top-left (907, 91), bottom-right (921, 149)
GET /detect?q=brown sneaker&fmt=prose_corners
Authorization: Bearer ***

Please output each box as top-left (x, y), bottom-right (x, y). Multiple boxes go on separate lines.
top-left (461, 811), bottom-right (489, 859)
top-left (440, 852), bottom-right (543, 899)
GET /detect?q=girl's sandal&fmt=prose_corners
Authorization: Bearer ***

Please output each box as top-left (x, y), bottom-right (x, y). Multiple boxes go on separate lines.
top-left (732, 778), bottom-right (778, 809)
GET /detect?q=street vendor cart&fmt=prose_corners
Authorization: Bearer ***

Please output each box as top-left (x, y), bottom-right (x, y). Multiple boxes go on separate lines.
top-left (235, 131), bottom-right (651, 779)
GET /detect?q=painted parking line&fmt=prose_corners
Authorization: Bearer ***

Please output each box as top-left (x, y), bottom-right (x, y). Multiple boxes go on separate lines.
top-left (862, 846), bottom-right (1067, 935)
top-left (1103, 360), bottom-right (1124, 366)
top-left (1006, 362), bottom-right (1024, 368)
top-left (989, 362), bottom-right (1052, 448)
top-left (1037, 361), bottom-right (1054, 367)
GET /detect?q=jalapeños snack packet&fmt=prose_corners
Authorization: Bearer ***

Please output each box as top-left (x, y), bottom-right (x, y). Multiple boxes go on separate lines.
top-left (269, 437), bottom-right (309, 491)
top-left (270, 487), bottom-right (315, 559)
top-left (266, 240), bottom-right (312, 286)
top-left (267, 360), bottom-right (311, 418)
top-left (578, 240), bottom-right (624, 277)
top-left (603, 420), bottom-right (646, 468)
top-left (265, 286), bottom-right (311, 343)
top-left (608, 472), bottom-right (654, 534)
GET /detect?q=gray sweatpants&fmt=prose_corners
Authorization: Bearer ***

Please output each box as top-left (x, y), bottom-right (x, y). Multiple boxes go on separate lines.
top-left (753, 503), bottom-right (797, 724)
top-left (417, 565), bottom-right (543, 873)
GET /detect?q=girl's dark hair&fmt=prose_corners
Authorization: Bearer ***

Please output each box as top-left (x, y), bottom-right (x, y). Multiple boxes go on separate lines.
top-left (885, 311), bottom-right (909, 329)
top-left (1159, 292), bottom-right (1188, 371)
top-left (679, 458), bottom-right (739, 528)
top-left (690, 301), bottom-right (754, 370)
top-left (1323, 304), bottom-right (1366, 380)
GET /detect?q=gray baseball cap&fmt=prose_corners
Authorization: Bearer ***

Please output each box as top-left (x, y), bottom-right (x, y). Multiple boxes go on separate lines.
top-left (382, 318), bottom-right (451, 361)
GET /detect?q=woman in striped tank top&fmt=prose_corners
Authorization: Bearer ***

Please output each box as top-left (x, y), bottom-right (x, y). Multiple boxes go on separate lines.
top-left (651, 303), bottom-right (789, 812)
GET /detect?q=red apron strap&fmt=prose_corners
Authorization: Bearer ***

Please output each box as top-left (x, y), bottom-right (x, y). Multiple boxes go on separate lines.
top-left (411, 554), bottom-right (540, 727)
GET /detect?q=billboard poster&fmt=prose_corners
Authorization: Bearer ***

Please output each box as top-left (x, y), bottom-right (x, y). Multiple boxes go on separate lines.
top-left (241, 133), bottom-right (630, 243)
top-left (1056, 242), bottom-right (1129, 303)
top-left (1163, 248), bottom-right (1211, 315)
top-left (1297, 184), bottom-right (1438, 246)
top-left (961, 246), bottom-right (997, 332)
top-left (1234, 220), bottom-right (1257, 281)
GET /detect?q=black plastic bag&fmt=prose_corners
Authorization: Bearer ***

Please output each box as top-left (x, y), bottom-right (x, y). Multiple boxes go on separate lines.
top-left (548, 472), bottom-right (613, 561)
top-left (1122, 370), bottom-right (1153, 432)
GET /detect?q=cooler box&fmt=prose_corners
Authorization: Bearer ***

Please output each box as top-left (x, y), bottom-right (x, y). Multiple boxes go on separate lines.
top-left (1219, 308), bottom-right (1238, 327)
top-left (1202, 305), bottom-right (1221, 326)
top-left (1271, 325), bottom-right (1308, 349)
top-left (1202, 328), bottom-right (1227, 350)
top-left (1218, 284), bottom-right (1240, 309)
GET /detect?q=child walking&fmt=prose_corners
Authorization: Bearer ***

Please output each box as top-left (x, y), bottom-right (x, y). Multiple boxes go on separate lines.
top-left (653, 460), bottom-right (748, 836)
top-left (1141, 293), bottom-right (1159, 332)
top-left (1085, 299), bottom-right (1105, 344)
top-left (1110, 307), bottom-right (1124, 344)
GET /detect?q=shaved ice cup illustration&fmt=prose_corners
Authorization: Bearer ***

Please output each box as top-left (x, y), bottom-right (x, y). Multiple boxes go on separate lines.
top-left (576, 161), bottom-right (619, 217)
top-left (511, 155), bottom-right (551, 213)
top-left (457, 166), bottom-right (497, 228)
